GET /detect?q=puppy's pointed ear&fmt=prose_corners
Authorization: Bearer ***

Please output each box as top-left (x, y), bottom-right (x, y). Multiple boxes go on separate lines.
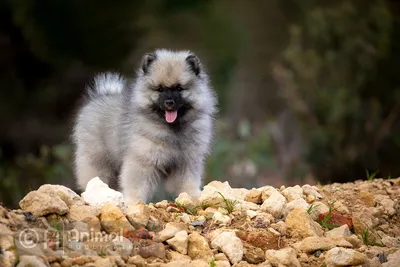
top-left (141, 53), bottom-right (157, 75)
top-left (186, 53), bottom-right (202, 76)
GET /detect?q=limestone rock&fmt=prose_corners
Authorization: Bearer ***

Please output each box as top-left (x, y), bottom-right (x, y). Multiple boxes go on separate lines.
top-left (286, 208), bottom-right (323, 238)
top-left (126, 202), bottom-right (150, 229)
top-left (245, 189), bottom-right (262, 204)
top-left (188, 232), bottom-right (213, 262)
top-left (19, 190), bottom-right (68, 217)
top-left (175, 193), bottom-right (195, 209)
top-left (67, 205), bottom-right (99, 222)
top-left (295, 236), bottom-right (335, 253)
top-left (81, 177), bottom-right (124, 208)
top-left (260, 191), bottom-right (287, 218)
top-left (325, 247), bottom-right (367, 267)
top-left (167, 230), bottom-right (189, 255)
top-left (37, 184), bottom-right (84, 207)
top-left (139, 242), bottom-right (166, 259)
top-left (309, 201), bottom-right (329, 221)
top-left (112, 236), bottom-right (133, 257)
top-left (246, 210), bottom-right (257, 219)
top-left (93, 257), bottom-right (114, 267)
top-left (325, 224), bottom-right (351, 239)
top-left (211, 231), bottom-right (244, 264)
top-left (168, 250), bottom-right (191, 261)
top-left (286, 198), bottom-right (309, 213)
top-left (259, 186), bottom-right (280, 202)
top-left (265, 247), bottom-right (300, 267)
top-left (215, 261), bottom-right (232, 267)
top-left (302, 184), bottom-right (322, 199)
top-left (243, 244), bottom-right (265, 264)
top-left (232, 261), bottom-right (251, 267)
top-left (281, 185), bottom-right (303, 202)
top-left (16, 255), bottom-right (48, 267)
top-left (333, 201), bottom-right (349, 214)
top-left (213, 211), bottom-right (232, 226)
top-left (383, 250), bottom-right (400, 267)
top-left (159, 222), bottom-right (186, 242)
top-left (100, 203), bottom-right (134, 234)
top-left (374, 195), bottom-right (396, 216)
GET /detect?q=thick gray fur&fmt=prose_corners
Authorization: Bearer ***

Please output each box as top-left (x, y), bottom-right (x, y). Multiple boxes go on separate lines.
top-left (72, 49), bottom-right (217, 205)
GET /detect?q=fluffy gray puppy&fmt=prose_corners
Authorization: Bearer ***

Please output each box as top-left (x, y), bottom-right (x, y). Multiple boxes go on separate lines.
top-left (72, 49), bottom-right (217, 205)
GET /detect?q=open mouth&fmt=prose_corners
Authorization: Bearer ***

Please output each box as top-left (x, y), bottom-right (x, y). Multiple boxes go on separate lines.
top-left (165, 110), bottom-right (178, 123)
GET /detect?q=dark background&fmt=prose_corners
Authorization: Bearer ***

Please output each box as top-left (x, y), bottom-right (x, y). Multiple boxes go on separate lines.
top-left (1, 0), bottom-right (400, 207)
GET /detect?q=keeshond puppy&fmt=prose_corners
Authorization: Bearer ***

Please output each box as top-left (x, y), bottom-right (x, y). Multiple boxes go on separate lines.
top-left (72, 49), bottom-right (217, 205)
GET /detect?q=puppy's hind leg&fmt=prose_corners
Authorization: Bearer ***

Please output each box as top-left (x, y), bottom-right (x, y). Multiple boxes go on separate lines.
top-left (119, 156), bottom-right (159, 205)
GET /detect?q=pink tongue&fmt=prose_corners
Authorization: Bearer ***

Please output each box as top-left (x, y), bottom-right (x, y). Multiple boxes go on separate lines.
top-left (165, 110), bottom-right (178, 123)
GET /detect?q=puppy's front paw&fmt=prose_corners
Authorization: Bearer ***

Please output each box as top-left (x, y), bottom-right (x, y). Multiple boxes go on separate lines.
top-left (182, 188), bottom-right (201, 201)
top-left (124, 196), bottom-right (141, 206)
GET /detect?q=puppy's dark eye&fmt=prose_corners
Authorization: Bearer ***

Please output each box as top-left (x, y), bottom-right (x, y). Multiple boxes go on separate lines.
top-left (157, 86), bottom-right (163, 92)
top-left (176, 86), bottom-right (183, 92)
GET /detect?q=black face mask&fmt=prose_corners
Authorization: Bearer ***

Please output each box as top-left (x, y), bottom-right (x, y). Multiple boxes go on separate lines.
top-left (157, 85), bottom-right (185, 112)
top-left (154, 85), bottom-right (189, 124)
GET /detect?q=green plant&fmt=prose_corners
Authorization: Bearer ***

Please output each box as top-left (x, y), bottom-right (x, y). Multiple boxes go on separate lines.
top-left (217, 192), bottom-right (238, 214)
top-left (209, 259), bottom-right (216, 267)
top-left (360, 227), bottom-right (385, 247)
top-left (174, 201), bottom-right (219, 216)
top-left (307, 203), bottom-right (320, 215)
top-left (320, 201), bottom-right (339, 230)
top-left (366, 170), bottom-right (378, 181)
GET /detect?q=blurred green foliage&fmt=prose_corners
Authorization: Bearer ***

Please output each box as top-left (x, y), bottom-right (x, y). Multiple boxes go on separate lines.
top-left (0, 144), bottom-right (73, 206)
top-left (1, 0), bottom-right (400, 207)
top-left (273, 0), bottom-right (400, 182)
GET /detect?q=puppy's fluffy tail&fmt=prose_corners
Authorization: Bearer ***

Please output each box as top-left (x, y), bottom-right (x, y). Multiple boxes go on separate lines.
top-left (88, 72), bottom-right (126, 97)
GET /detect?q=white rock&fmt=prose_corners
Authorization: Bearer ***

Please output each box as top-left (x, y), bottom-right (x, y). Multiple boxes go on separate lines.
top-left (260, 191), bottom-right (287, 218)
top-left (259, 186), bottom-right (280, 202)
top-left (199, 181), bottom-right (236, 206)
top-left (213, 211), bottom-right (232, 226)
top-left (302, 184), bottom-right (322, 199)
top-left (325, 225), bottom-right (351, 239)
top-left (294, 236), bottom-right (336, 253)
top-left (325, 248), bottom-right (367, 267)
top-left (81, 177), bottom-right (124, 208)
top-left (180, 213), bottom-right (191, 224)
top-left (112, 236), bottom-right (133, 257)
top-left (281, 185), bottom-right (303, 202)
top-left (231, 188), bottom-right (249, 200)
top-left (17, 255), bottom-right (47, 267)
top-left (167, 230), bottom-right (188, 255)
top-left (333, 201), bottom-right (349, 214)
top-left (37, 184), bottom-right (84, 207)
top-left (126, 202), bottom-right (149, 229)
top-left (309, 201), bottom-right (329, 221)
top-left (374, 195), bottom-right (396, 216)
top-left (265, 247), bottom-right (300, 267)
top-left (286, 198), bottom-right (310, 212)
top-left (383, 249), bottom-right (400, 267)
top-left (159, 223), bottom-right (182, 242)
top-left (236, 200), bottom-right (260, 211)
top-left (246, 210), bottom-right (257, 219)
top-left (211, 231), bottom-right (244, 264)
top-left (175, 193), bottom-right (195, 209)
top-left (19, 190), bottom-right (69, 217)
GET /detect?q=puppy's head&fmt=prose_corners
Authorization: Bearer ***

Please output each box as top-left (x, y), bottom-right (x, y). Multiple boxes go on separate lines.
top-left (133, 49), bottom-right (216, 124)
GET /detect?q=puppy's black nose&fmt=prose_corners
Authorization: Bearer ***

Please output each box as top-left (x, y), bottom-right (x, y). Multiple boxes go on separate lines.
top-left (165, 100), bottom-right (175, 109)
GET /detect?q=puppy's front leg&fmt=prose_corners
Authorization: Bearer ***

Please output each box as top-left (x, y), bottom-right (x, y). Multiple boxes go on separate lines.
top-left (175, 162), bottom-right (203, 200)
top-left (119, 154), bottom-right (158, 205)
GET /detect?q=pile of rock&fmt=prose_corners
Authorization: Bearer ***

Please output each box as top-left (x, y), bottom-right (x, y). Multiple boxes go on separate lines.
top-left (0, 176), bottom-right (399, 267)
